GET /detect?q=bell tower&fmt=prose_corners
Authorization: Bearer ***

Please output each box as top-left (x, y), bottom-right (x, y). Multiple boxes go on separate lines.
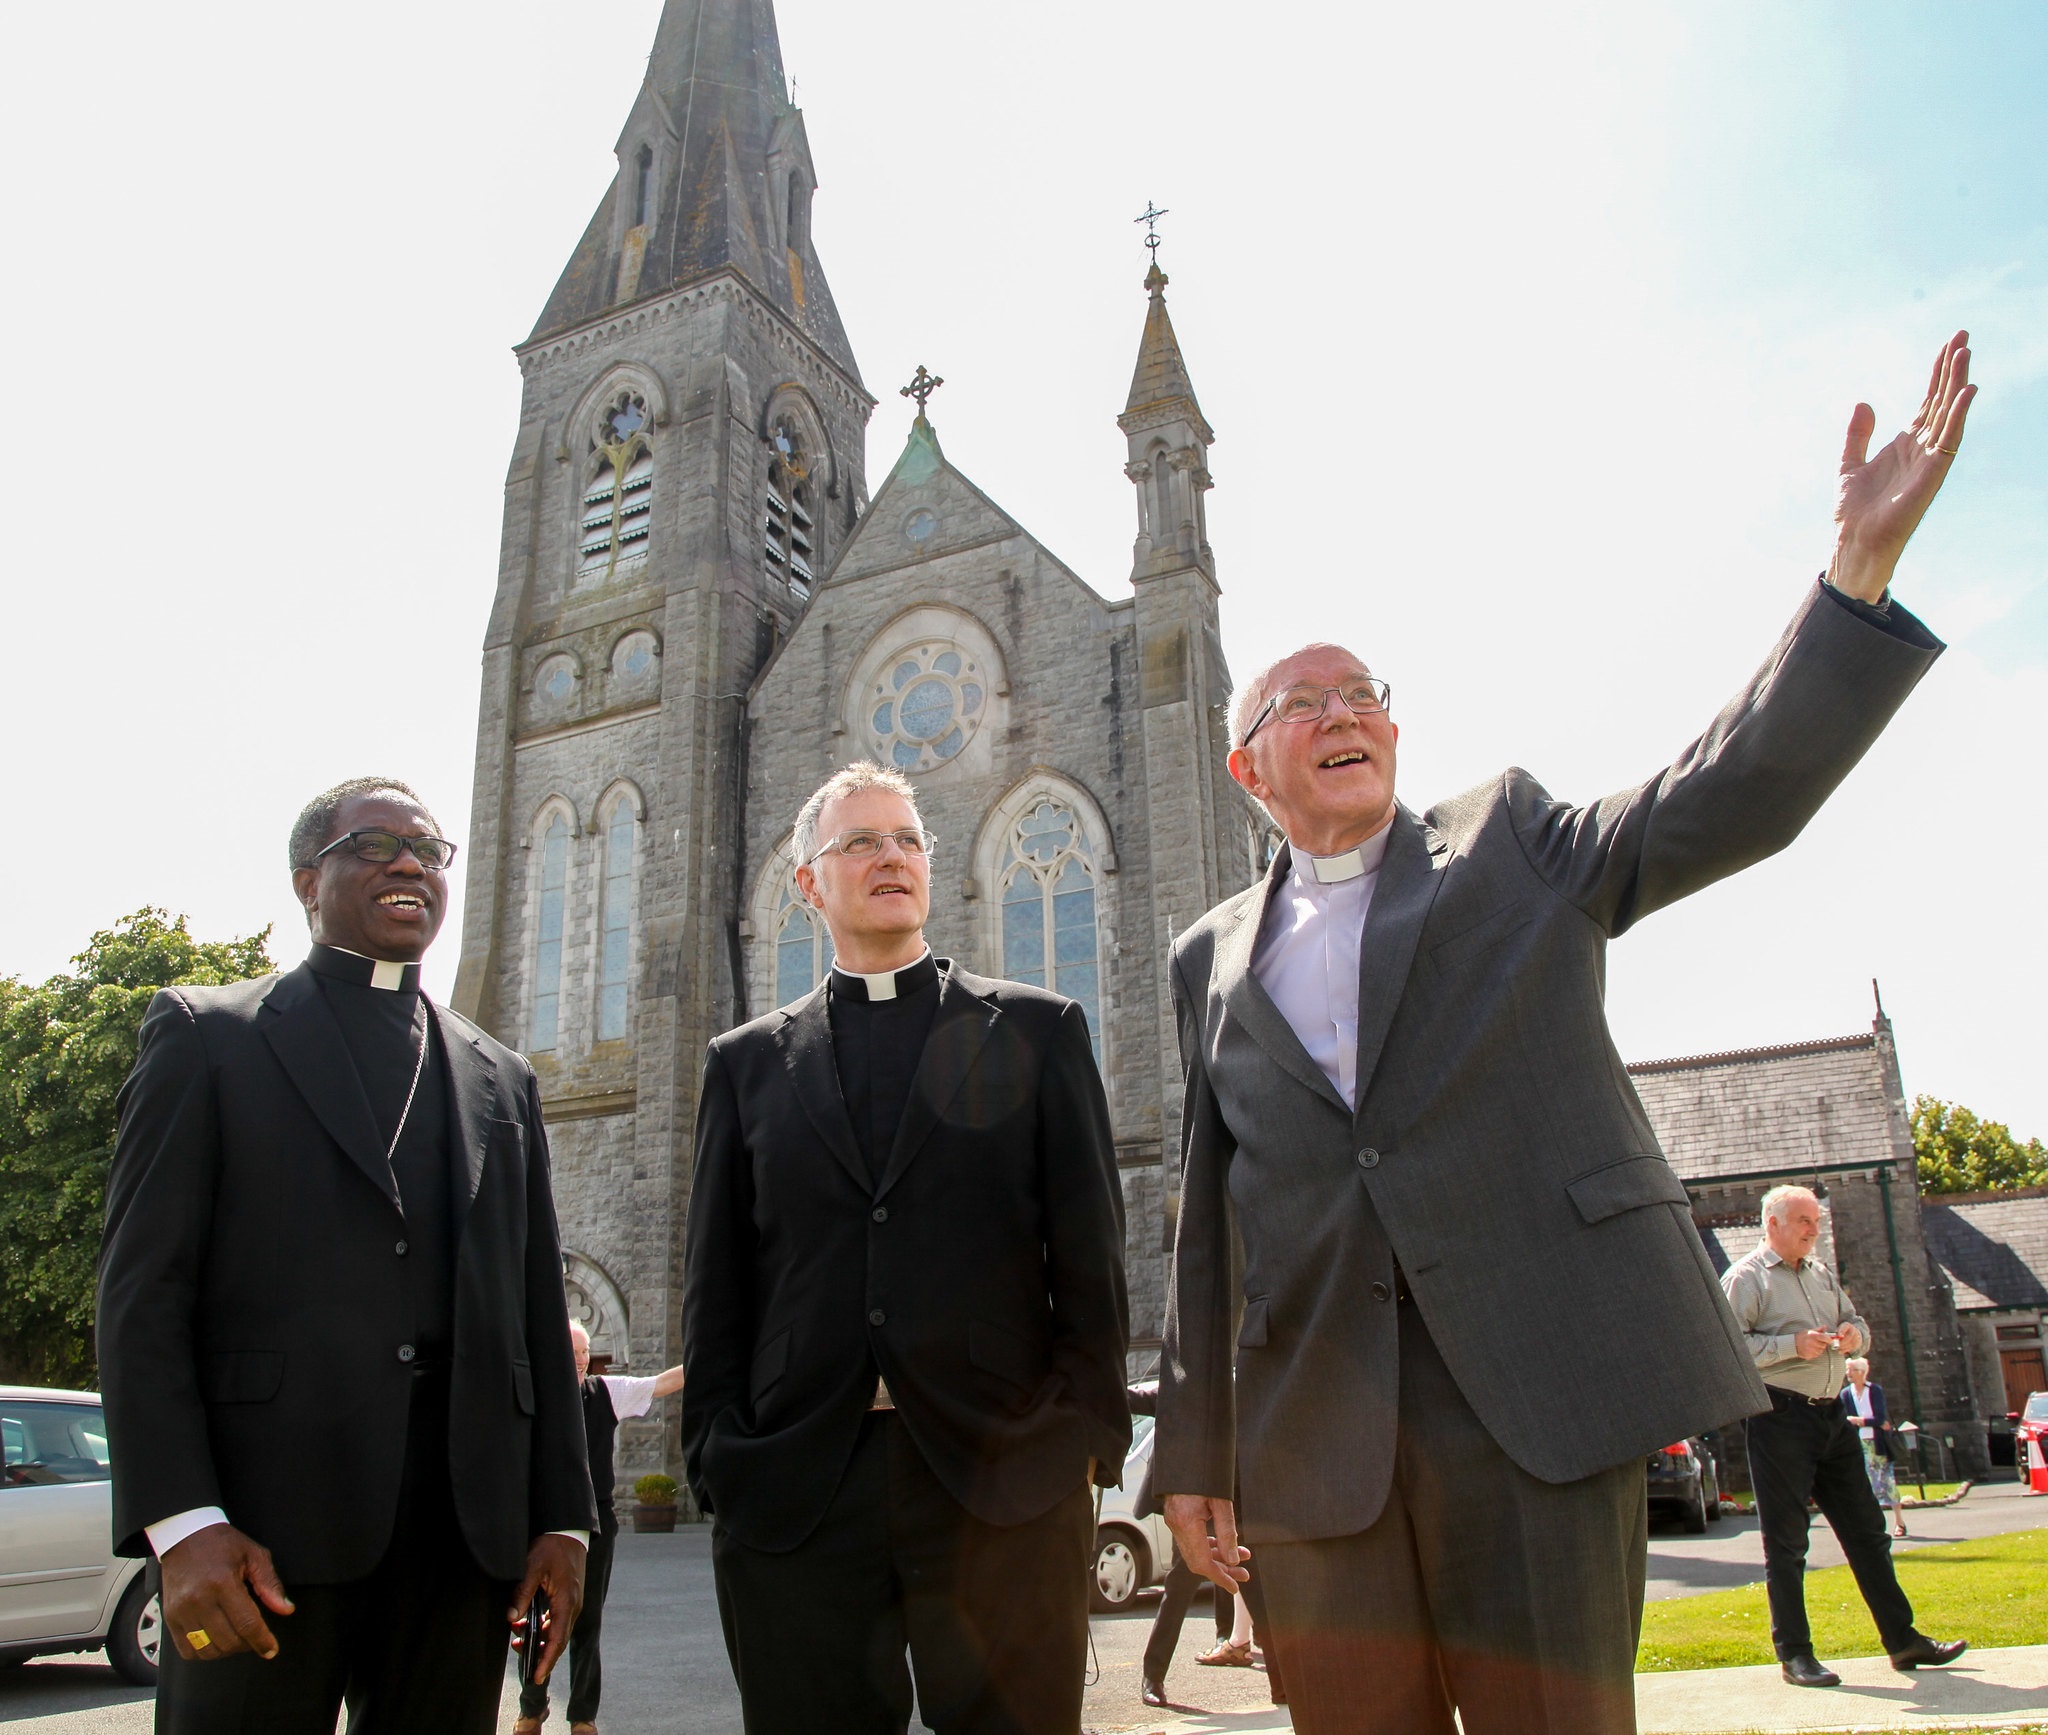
top-left (456, 0), bottom-right (871, 1482)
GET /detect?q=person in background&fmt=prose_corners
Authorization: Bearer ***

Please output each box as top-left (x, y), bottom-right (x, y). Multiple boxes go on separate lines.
top-left (1841, 1357), bottom-right (1908, 1539)
top-left (515, 1321), bottom-right (684, 1735)
top-left (1722, 1186), bottom-right (1963, 1688)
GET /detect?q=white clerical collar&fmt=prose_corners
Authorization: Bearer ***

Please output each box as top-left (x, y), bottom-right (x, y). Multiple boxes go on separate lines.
top-left (311, 943), bottom-right (420, 992)
top-left (1293, 825), bottom-right (1393, 887)
top-left (830, 949), bottom-right (936, 1003)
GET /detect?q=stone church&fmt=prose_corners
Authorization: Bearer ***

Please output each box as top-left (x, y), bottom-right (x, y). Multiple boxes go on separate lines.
top-left (453, 0), bottom-right (1251, 1489)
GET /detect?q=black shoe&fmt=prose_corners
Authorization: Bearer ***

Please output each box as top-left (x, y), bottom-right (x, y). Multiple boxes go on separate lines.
top-left (1140, 1677), bottom-right (1169, 1708)
top-left (1781, 1654), bottom-right (1841, 1688)
top-left (1890, 1635), bottom-right (1968, 1671)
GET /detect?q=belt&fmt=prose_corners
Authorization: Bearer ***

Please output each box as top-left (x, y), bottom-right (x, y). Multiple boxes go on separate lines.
top-left (1767, 1385), bottom-right (1841, 1410)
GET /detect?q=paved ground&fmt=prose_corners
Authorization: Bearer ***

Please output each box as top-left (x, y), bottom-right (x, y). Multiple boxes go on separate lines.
top-left (5, 1483), bottom-right (2040, 1733)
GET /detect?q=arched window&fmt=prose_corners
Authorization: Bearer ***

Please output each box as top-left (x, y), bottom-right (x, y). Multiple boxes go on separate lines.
top-left (997, 799), bottom-right (1103, 1057)
top-left (531, 813), bottom-right (571, 1051)
top-left (596, 798), bottom-right (636, 1041)
top-left (579, 390), bottom-right (654, 581)
top-left (764, 420), bottom-right (817, 597)
top-left (773, 873), bottom-right (834, 1006)
top-left (633, 145), bottom-right (654, 229)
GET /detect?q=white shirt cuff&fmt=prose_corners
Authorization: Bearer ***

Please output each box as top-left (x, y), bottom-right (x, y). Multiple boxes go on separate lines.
top-left (546, 1530), bottom-right (589, 1549)
top-left (147, 1507), bottom-right (229, 1556)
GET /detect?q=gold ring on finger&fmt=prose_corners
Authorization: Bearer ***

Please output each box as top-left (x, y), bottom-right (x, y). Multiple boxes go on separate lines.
top-left (187, 1628), bottom-right (213, 1650)
top-left (1936, 444), bottom-right (1960, 456)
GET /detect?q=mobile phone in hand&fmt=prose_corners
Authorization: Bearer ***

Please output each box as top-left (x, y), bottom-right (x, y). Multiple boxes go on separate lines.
top-left (518, 1589), bottom-right (550, 1688)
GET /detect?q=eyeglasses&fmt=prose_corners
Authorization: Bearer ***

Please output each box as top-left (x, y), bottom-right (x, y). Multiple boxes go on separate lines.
top-left (807, 828), bottom-right (937, 864)
top-left (1241, 677), bottom-right (1392, 746)
top-left (306, 829), bottom-right (459, 871)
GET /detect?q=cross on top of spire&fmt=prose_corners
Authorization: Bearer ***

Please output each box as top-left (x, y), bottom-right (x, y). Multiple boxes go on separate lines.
top-left (900, 364), bottom-right (944, 419)
top-left (1135, 201), bottom-right (1169, 263)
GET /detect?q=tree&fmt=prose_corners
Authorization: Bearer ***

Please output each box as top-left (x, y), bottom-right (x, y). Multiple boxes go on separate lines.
top-left (1913, 1094), bottom-right (2048, 1196)
top-left (0, 910), bottom-right (272, 1387)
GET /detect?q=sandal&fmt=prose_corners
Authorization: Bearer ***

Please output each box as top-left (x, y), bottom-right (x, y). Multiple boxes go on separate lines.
top-left (513, 1721), bottom-right (546, 1735)
top-left (1196, 1638), bottom-right (1254, 1667)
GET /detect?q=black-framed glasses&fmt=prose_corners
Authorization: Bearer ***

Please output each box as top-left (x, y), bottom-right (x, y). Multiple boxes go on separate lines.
top-left (807, 827), bottom-right (938, 864)
top-left (306, 829), bottom-right (459, 871)
top-left (1241, 677), bottom-right (1392, 746)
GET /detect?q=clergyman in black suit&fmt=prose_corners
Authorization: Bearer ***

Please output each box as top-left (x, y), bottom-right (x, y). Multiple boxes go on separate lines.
top-left (97, 777), bottom-right (595, 1735)
top-left (682, 762), bottom-right (1131, 1735)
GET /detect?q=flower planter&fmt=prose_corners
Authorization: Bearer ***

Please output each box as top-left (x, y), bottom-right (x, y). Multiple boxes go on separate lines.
top-left (631, 1501), bottom-right (677, 1534)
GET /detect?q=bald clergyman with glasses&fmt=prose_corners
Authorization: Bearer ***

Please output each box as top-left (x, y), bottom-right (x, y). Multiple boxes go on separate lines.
top-left (98, 777), bottom-right (595, 1735)
top-left (683, 762), bottom-right (1129, 1735)
top-left (1154, 335), bottom-right (1979, 1735)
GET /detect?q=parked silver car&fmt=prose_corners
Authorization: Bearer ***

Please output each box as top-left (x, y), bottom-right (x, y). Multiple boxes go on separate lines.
top-left (1091, 1411), bottom-right (1176, 1612)
top-left (0, 1386), bottom-right (160, 1683)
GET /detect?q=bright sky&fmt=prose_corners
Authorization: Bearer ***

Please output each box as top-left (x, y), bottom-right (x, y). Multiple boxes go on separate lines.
top-left (1, 1), bottom-right (2042, 1132)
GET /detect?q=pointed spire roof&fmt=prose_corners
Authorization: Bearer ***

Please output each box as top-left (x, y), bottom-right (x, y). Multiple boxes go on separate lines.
top-left (1120, 263), bottom-right (1210, 438)
top-left (526, 0), bottom-right (862, 387)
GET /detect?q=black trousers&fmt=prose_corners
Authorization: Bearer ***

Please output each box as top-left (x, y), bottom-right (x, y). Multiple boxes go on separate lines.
top-left (712, 1411), bottom-right (1094, 1735)
top-left (1743, 1388), bottom-right (1917, 1661)
top-left (155, 1371), bottom-right (514, 1735)
top-left (1141, 1548), bottom-right (1278, 1686)
top-left (519, 1524), bottom-right (616, 1725)
top-left (1255, 1303), bottom-right (1647, 1735)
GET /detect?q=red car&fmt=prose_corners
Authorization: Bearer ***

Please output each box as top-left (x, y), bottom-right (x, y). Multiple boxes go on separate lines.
top-left (2020, 1391), bottom-right (2048, 1493)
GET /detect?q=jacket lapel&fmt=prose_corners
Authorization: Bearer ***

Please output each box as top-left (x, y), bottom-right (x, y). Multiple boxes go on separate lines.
top-left (260, 965), bottom-right (401, 1212)
top-left (1351, 806), bottom-right (1450, 1118)
top-left (432, 1000), bottom-right (496, 1223)
top-left (1215, 849), bottom-right (1351, 1115)
top-left (779, 986), bottom-right (869, 1195)
top-left (876, 966), bottom-right (1000, 1201)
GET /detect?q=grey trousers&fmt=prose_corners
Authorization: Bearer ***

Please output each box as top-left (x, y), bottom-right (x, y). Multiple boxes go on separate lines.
top-left (1255, 1303), bottom-right (1647, 1735)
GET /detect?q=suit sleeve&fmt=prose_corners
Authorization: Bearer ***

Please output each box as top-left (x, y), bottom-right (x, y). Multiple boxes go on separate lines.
top-left (679, 1042), bottom-right (755, 1512)
top-left (1152, 949), bottom-right (1240, 1505)
top-left (1507, 580), bottom-right (1943, 936)
top-left (1036, 1001), bottom-right (1131, 1485)
top-left (97, 990), bottom-right (225, 1557)
top-left (518, 1067), bottom-right (599, 1538)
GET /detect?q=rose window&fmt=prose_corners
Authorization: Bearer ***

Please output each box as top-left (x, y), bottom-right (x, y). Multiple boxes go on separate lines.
top-left (866, 643), bottom-right (986, 772)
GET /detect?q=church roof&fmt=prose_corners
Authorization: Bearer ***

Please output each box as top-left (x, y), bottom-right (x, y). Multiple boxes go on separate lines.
top-left (1121, 264), bottom-right (1209, 436)
top-left (526, 0), bottom-right (861, 386)
top-left (1922, 1189), bottom-right (2048, 1312)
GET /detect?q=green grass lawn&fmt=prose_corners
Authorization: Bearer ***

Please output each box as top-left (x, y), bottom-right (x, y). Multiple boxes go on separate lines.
top-left (1637, 1527), bottom-right (2048, 1672)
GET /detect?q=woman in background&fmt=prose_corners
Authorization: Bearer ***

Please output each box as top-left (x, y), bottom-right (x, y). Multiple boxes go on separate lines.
top-left (1841, 1358), bottom-right (1908, 1539)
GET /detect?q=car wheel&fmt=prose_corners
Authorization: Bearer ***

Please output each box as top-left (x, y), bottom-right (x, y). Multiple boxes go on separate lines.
top-left (1681, 1473), bottom-right (1709, 1534)
top-left (1090, 1527), bottom-right (1148, 1613)
top-left (107, 1579), bottom-right (161, 1686)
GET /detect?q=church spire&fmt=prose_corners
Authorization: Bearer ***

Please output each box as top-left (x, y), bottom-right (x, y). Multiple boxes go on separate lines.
top-left (1119, 249), bottom-right (1215, 584)
top-left (527, 0), bottom-right (860, 386)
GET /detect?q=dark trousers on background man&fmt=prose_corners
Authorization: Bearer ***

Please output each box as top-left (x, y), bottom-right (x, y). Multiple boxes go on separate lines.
top-left (519, 1527), bottom-right (616, 1728)
top-left (1143, 1555), bottom-right (1280, 1691)
top-left (713, 1413), bottom-right (1094, 1735)
top-left (1743, 1389), bottom-right (1915, 1661)
top-left (154, 1372), bottom-right (513, 1735)
top-left (1253, 1304), bottom-right (1646, 1735)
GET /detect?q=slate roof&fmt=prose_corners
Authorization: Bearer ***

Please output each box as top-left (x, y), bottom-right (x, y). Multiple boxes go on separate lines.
top-left (526, 0), bottom-right (861, 384)
top-left (1921, 1190), bottom-right (2048, 1311)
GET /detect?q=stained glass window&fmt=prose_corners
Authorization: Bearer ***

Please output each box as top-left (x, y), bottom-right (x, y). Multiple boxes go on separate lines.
top-left (596, 803), bottom-right (635, 1041)
top-left (531, 814), bottom-right (570, 1052)
top-left (772, 876), bottom-right (834, 1006)
top-left (866, 642), bottom-right (985, 773)
top-left (998, 798), bottom-right (1102, 1058)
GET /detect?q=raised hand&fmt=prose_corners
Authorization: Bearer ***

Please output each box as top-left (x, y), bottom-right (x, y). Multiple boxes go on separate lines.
top-left (1829, 330), bottom-right (1977, 603)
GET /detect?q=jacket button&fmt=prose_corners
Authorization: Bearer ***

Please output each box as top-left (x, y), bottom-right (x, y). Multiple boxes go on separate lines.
top-left (868, 1309), bottom-right (886, 1327)
top-left (872, 1207), bottom-right (889, 1223)
top-left (1357, 1147), bottom-right (1381, 1169)
top-left (395, 1240), bottom-right (409, 1256)
top-left (1370, 1282), bottom-right (1391, 1302)
top-left (397, 1344), bottom-right (416, 1363)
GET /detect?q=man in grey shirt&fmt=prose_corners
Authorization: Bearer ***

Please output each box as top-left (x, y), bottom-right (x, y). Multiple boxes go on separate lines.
top-left (1721, 1186), bottom-right (1966, 1687)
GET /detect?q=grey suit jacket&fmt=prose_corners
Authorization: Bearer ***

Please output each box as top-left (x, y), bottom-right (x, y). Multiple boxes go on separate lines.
top-left (1155, 583), bottom-right (1942, 1545)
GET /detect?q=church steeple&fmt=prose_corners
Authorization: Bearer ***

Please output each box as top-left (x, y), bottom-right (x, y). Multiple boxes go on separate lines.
top-left (528, 0), bottom-right (860, 386)
top-left (1119, 261), bottom-right (1215, 585)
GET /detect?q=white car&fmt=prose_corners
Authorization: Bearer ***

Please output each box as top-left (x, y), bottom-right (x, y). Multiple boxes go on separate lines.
top-left (0, 1386), bottom-right (160, 1683)
top-left (1091, 1411), bottom-right (1177, 1612)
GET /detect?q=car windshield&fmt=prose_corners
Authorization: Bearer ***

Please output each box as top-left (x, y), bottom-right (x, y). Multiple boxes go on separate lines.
top-left (1130, 1413), bottom-right (1155, 1452)
top-left (0, 1401), bottom-right (113, 1487)
top-left (2026, 1392), bottom-right (2048, 1422)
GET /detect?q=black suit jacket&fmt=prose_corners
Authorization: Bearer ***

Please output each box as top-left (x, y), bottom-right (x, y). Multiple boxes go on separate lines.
top-left (96, 963), bottom-right (596, 1582)
top-left (682, 962), bottom-right (1130, 1553)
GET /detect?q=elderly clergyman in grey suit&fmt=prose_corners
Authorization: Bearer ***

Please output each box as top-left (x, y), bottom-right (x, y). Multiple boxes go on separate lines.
top-left (1153, 333), bottom-right (1979, 1735)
